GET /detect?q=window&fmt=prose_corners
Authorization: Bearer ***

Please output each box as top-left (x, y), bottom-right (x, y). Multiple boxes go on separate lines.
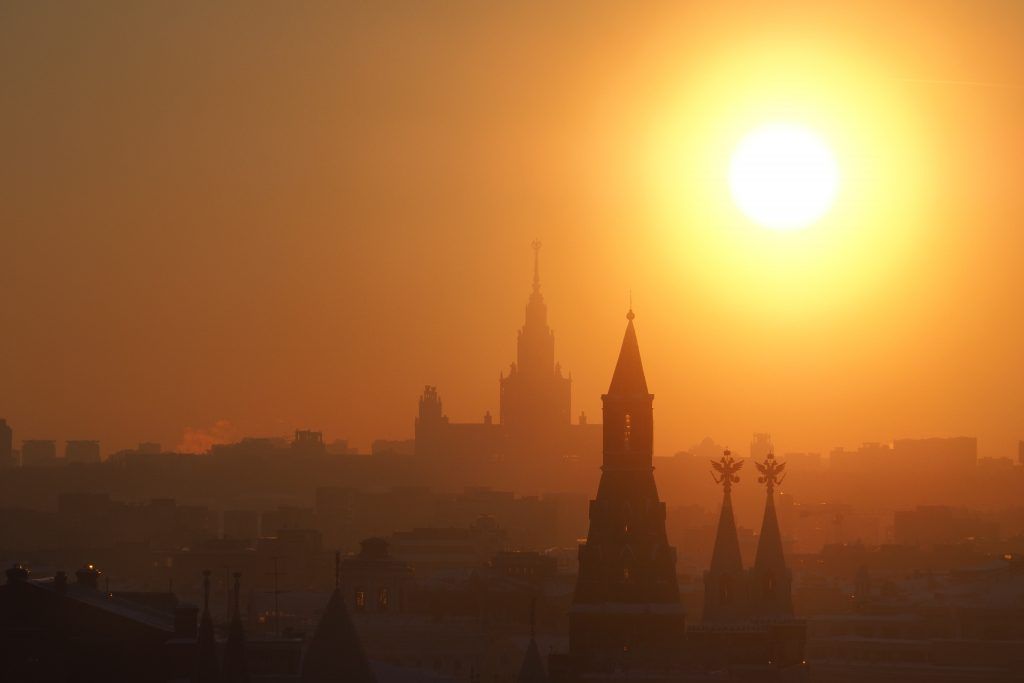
top-left (354, 589), bottom-right (366, 611)
top-left (378, 587), bottom-right (390, 611)
top-left (720, 576), bottom-right (732, 604)
top-left (623, 567), bottom-right (631, 580)
top-left (623, 413), bottom-right (632, 451)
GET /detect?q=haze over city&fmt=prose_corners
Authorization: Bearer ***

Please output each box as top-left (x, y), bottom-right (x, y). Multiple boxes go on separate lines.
top-left (4, 3), bottom-right (1024, 683)
top-left (5, 1), bottom-right (1024, 461)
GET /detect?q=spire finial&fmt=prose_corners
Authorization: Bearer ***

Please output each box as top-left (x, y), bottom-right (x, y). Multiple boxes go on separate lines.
top-left (756, 452), bottom-right (786, 495)
top-left (531, 239), bottom-right (542, 293)
top-left (626, 290), bottom-right (634, 321)
top-left (334, 550), bottom-right (341, 589)
top-left (711, 450), bottom-right (743, 494)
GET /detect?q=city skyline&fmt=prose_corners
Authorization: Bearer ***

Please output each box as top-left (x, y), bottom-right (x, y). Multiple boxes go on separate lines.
top-left (5, 2), bottom-right (1024, 462)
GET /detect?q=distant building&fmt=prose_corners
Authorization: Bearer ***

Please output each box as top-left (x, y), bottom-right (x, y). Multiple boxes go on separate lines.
top-left (137, 441), bottom-right (161, 455)
top-left (64, 440), bottom-right (100, 464)
top-left (293, 429), bottom-right (326, 455)
top-left (21, 439), bottom-right (57, 467)
top-left (0, 419), bottom-right (13, 467)
top-left (750, 432), bottom-right (774, 461)
top-left (415, 244), bottom-right (600, 461)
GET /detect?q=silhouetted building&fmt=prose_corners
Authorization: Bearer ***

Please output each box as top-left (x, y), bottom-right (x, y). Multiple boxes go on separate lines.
top-left (751, 432), bottom-right (774, 461)
top-left (293, 430), bottom-right (327, 455)
top-left (21, 439), bottom-right (57, 467)
top-left (65, 439), bottom-right (101, 464)
top-left (564, 310), bottom-right (686, 673)
top-left (340, 538), bottom-right (414, 614)
top-left (0, 419), bottom-right (14, 467)
top-left (415, 244), bottom-right (600, 462)
top-left (703, 451), bottom-right (748, 623)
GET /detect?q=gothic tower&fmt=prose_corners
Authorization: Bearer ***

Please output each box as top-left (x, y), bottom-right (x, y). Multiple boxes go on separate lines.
top-left (568, 310), bottom-right (684, 671)
top-left (702, 451), bottom-right (750, 623)
top-left (499, 242), bottom-right (572, 451)
top-left (749, 453), bottom-right (794, 618)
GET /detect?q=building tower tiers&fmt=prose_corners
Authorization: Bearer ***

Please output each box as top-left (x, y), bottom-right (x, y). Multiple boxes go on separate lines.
top-left (568, 311), bottom-right (685, 671)
top-left (500, 241), bottom-right (572, 448)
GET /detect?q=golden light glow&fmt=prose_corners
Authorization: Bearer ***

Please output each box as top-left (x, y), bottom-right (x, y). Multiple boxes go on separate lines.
top-left (728, 123), bottom-right (839, 231)
top-left (629, 37), bottom-right (933, 322)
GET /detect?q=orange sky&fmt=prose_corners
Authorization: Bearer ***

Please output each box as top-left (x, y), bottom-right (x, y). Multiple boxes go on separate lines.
top-left (2, 1), bottom-right (1024, 458)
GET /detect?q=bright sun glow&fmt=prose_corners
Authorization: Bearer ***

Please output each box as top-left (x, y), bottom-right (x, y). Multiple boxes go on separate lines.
top-left (728, 123), bottom-right (840, 231)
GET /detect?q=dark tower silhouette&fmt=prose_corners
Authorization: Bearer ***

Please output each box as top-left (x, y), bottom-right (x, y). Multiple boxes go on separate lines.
top-left (194, 570), bottom-right (220, 682)
top-left (702, 451), bottom-right (749, 623)
top-left (749, 453), bottom-right (794, 618)
top-left (568, 310), bottom-right (684, 671)
top-left (301, 552), bottom-right (376, 683)
top-left (0, 419), bottom-right (13, 468)
top-left (500, 241), bottom-right (572, 451)
top-left (222, 572), bottom-right (249, 683)
top-left (517, 598), bottom-right (547, 683)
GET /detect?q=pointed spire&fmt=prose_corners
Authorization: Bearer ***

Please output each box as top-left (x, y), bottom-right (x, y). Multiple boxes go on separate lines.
top-left (754, 453), bottom-right (787, 572)
top-left (607, 309), bottom-right (648, 396)
top-left (222, 572), bottom-right (249, 683)
top-left (531, 239), bottom-right (542, 293)
top-left (517, 596), bottom-right (547, 683)
top-left (301, 586), bottom-right (376, 683)
top-left (194, 569), bottom-right (220, 683)
top-left (709, 452), bottom-right (745, 574)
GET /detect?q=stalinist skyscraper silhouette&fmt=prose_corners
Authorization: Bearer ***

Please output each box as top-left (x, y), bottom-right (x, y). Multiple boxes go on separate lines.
top-left (500, 240), bottom-right (573, 453)
top-left (564, 309), bottom-right (685, 673)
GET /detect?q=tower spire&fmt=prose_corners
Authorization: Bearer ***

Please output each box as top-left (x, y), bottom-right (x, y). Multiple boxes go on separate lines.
top-left (702, 451), bottom-right (749, 623)
top-left (531, 239), bottom-right (542, 293)
top-left (750, 452), bottom-right (794, 617)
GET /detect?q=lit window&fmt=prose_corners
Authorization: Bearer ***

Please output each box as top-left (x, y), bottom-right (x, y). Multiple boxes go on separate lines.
top-left (378, 587), bottom-right (390, 610)
top-left (623, 567), bottom-right (630, 580)
top-left (354, 589), bottom-right (366, 611)
top-left (623, 414), bottom-right (632, 450)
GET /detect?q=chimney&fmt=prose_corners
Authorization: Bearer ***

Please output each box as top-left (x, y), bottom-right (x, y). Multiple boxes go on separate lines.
top-left (54, 570), bottom-right (68, 594)
top-left (75, 563), bottom-right (100, 590)
top-left (174, 605), bottom-right (199, 638)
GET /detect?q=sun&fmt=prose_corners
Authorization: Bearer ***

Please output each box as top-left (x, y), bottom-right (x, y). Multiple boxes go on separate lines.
top-left (728, 123), bottom-right (840, 231)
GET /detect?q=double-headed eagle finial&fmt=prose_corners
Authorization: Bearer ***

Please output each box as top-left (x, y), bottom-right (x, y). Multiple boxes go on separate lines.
top-left (711, 449), bottom-right (743, 493)
top-left (755, 452), bottom-right (786, 494)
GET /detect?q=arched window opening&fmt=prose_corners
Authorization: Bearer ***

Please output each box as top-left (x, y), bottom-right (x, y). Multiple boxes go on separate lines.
top-left (623, 413), bottom-right (632, 451)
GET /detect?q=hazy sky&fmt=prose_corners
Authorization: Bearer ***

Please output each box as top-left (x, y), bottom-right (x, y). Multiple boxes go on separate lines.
top-left (3, 1), bottom-right (1024, 457)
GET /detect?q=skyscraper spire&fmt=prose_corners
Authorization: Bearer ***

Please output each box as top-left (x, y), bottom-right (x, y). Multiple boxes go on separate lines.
top-left (750, 452), bottom-right (794, 617)
top-left (702, 451), bottom-right (749, 623)
top-left (531, 239), bottom-right (542, 293)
